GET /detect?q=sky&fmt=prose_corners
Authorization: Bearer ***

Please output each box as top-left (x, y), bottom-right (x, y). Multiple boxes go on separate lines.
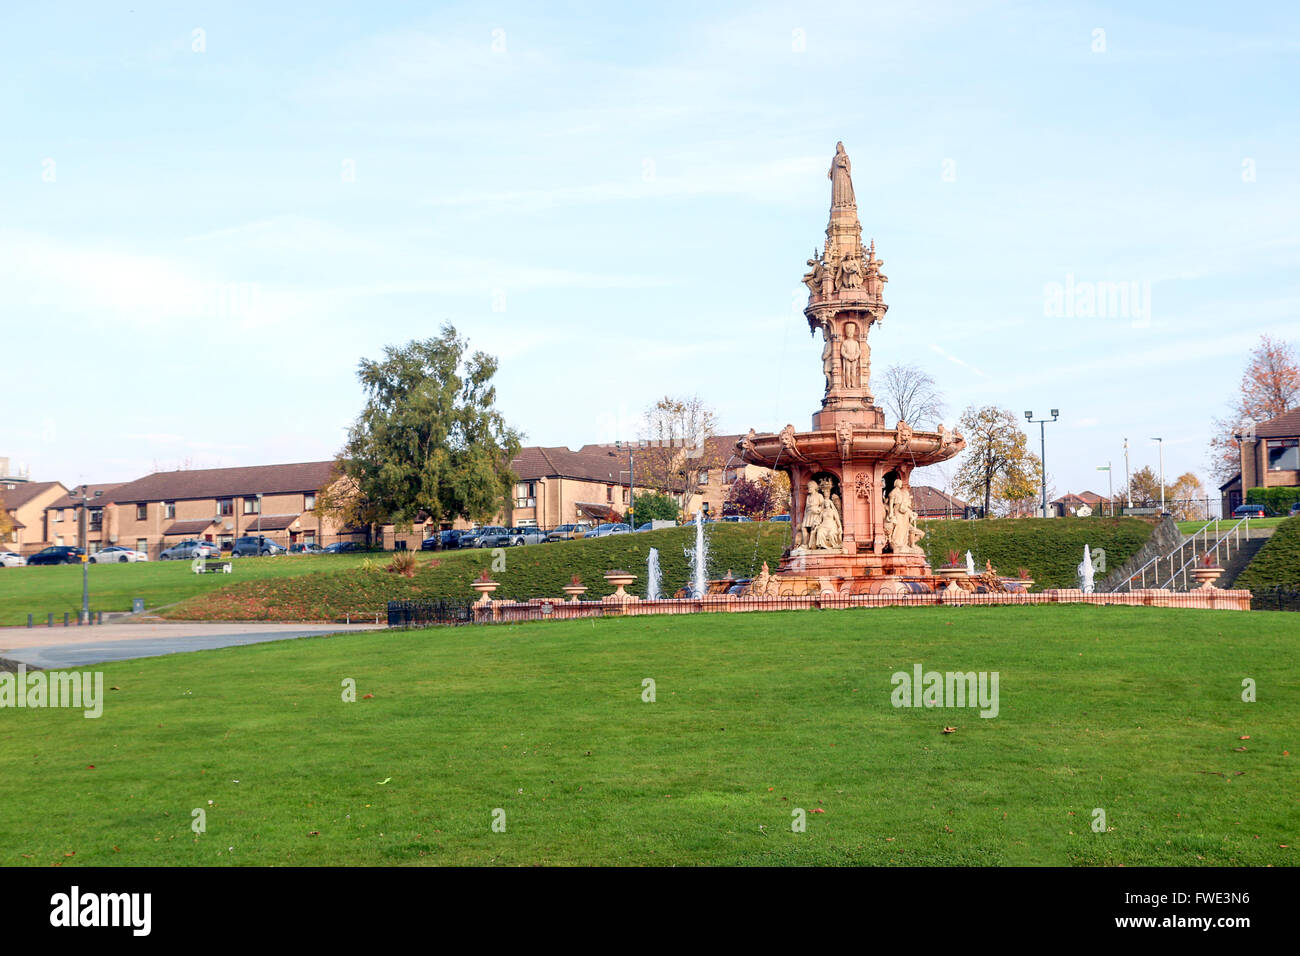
top-left (2, 1), bottom-right (1298, 507)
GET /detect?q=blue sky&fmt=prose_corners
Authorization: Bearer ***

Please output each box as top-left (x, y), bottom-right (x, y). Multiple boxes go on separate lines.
top-left (3, 1), bottom-right (1298, 505)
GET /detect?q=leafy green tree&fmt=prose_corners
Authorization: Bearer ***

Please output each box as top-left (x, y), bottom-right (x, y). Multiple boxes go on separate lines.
top-left (952, 405), bottom-right (1043, 516)
top-left (325, 325), bottom-right (523, 533)
top-left (631, 491), bottom-right (680, 525)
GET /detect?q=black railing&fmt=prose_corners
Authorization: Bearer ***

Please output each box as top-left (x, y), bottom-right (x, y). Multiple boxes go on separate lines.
top-left (387, 600), bottom-right (476, 627)
top-left (1250, 587), bottom-right (1300, 612)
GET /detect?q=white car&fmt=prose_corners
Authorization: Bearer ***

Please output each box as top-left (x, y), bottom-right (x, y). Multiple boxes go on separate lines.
top-left (90, 545), bottom-right (149, 564)
top-left (0, 551), bottom-right (26, 568)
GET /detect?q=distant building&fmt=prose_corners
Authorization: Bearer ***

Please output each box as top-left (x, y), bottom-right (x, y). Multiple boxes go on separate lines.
top-left (2, 480), bottom-right (68, 551)
top-left (1220, 408), bottom-right (1300, 514)
top-left (1051, 490), bottom-right (1114, 517)
top-left (911, 485), bottom-right (970, 519)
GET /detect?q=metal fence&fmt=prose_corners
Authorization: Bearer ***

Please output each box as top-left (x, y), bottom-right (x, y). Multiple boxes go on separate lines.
top-left (1250, 588), bottom-right (1300, 612)
top-left (387, 600), bottom-right (476, 627)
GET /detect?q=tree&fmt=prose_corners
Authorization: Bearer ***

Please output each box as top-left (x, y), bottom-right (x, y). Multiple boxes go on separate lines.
top-left (1127, 466), bottom-right (1164, 507)
top-left (636, 395), bottom-right (722, 505)
top-left (1126, 468), bottom-right (1206, 519)
top-left (323, 325), bottom-right (523, 534)
top-left (879, 363), bottom-right (945, 428)
top-left (1209, 335), bottom-right (1300, 482)
top-left (723, 476), bottom-right (777, 518)
top-left (0, 494), bottom-right (12, 542)
top-left (952, 405), bottom-right (1043, 516)
top-left (631, 491), bottom-right (679, 525)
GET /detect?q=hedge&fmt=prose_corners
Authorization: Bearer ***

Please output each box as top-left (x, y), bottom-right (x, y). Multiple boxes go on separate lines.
top-left (1245, 486), bottom-right (1300, 513)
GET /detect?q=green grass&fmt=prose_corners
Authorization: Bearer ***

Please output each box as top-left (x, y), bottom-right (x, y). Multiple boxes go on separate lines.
top-left (0, 605), bottom-right (1295, 866)
top-left (0, 555), bottom-right (377, 626)
top-left (1236, 516), bottom-right (1300, 592)
top-left (159, 519), bottom-right (1159, 622)
top-left (1177, 517), bottom-right (1289, 536)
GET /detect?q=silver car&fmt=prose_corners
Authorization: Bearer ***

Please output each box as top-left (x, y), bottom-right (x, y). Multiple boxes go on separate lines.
top-left (159, 539), bottom-right (220, 560)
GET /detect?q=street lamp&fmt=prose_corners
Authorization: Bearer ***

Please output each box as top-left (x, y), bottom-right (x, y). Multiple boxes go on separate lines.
top-left (1123, 438), bottom-right (1132, 508)
top-left (614, 440), bottom-right (647, 527)
top-left (1025, 409), bottom-right (1059, 518)
top-left (256, 492), bottom-right (263, 548)
top-left (77, 485), bottom-right (103, 624)
top-left (1150, 438), bottom-right (1165, 513)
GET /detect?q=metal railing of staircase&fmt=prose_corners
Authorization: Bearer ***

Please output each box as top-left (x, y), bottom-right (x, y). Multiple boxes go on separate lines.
top-left (1160, 516), bottom-right (1251, 590)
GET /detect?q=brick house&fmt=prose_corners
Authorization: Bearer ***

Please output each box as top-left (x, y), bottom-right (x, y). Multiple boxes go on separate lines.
top-left (1220, 408), bottom-right (1300, 514)
top-left (911, 485), bottom-right (971, 519)
top-left (1, 480), bottom-right (69, 552)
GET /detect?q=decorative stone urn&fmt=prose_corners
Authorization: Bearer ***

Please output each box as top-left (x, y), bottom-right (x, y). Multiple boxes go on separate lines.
top-left (1016, 578), bottom-right (1034, 591)
top-left (603, 570), bottom-right (637, 601)
top-left (471, 578), bottom-right (500, 604)
top-left (934, 567), bottom-right (968, 585)
top-left (562, 584), bottom-right (588, 602)
top-left (1192, 567), bottom-right (1223, 589)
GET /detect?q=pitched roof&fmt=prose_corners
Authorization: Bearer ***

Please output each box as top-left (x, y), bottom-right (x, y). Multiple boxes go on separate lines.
top-left (1255, 407), bottom-right (1300, 438)
top-left (911, 485), bottom-right (968, 514)
top-left (43, 482), bottom-right (126, 510)
top-left (512, 446), bottom-right (635, 484)
top-left (0, 480), bottom-right (66, 511)
top-left (104, 461), bottom-right (336, 504)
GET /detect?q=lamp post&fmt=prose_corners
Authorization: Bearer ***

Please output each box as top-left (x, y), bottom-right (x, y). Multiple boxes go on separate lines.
top-left (256, 492), bottom-right (263, 550)
top-left (1097, 462), bottom-right (1113, 516)
top-left (615, 440), bottom-right (646, 527)
top-left (1123, 438), bottom-right (1132, 509)
top-left (1025, 409), bottom-right (1059, 518)
top-left (77, 485), bottom-right (103, 624)
top-left (1151, 437), bottom-right (1165, 513)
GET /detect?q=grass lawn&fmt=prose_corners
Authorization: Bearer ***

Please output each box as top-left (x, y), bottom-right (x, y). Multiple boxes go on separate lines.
top-left (1, 605), bottom-right (1294, 866)
top-left (1176, 517), bottom-right (1289, 536)
top-left (0, 555), bottom-right (377, 626)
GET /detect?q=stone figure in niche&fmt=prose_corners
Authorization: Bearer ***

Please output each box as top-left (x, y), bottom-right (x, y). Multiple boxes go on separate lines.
top-left (884, 483), bottom-right (925, 555)
top-left (802, 256), bottom-right (825, 296)
top-left (815, 477), bottom-right (843, 550)
top-left (799, 479), bottom-right (824, 550)
top-left (821, 324), bottom-right (835, 393)
top-left (840, 322), bottom-right (863, 389)
top-left (837, 252), bottom-right (862, 290)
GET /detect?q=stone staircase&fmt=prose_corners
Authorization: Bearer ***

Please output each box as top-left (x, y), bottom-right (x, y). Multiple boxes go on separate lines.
top-left (1217, 536), bottom-right (1268, 589)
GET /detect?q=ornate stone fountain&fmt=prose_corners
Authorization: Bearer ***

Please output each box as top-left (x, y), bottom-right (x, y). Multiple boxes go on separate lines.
top-left (739, 142), bottom-right (965, 596)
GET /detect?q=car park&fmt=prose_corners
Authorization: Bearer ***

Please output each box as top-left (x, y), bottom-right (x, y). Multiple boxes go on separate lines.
top-left (90, 545), bottom-right (148, 563)
top-left (0, 551), bottom-right (27, 568)
top-left (159, 539), bottom-right (221, 560)
top-left (584, 523), bottom-right (632, 538)
top-left (546, 523), bottom-right (591, 541)
top-left (26, 546), bottom-right (86, 565)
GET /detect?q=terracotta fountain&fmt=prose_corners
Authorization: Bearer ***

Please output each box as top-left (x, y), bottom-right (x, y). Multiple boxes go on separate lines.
top-left (738, 142), bottom-right (966, 596)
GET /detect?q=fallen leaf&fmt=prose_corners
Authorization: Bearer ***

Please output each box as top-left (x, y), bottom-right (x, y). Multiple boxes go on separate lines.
top-left (943, 727), bottom-right (957, 734)
top-left (308, 831), bottom-right (320, 837)
top-left (1239, 735), bottom-right (1251, 740)
top-left (362, 693), bottom-right (374, 699)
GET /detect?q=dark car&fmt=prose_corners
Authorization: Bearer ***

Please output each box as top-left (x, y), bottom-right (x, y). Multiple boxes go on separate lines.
top-left (231, 535), bottom-right (286, 557)
top-left (1290, 502), bottom-right (1300, 517)
top-left (322, 541), bottom-right (366, 554)
top-left (421, 529), bottom-right (464, 550)
top-left (1232, 503), bottom-right (1275, 519)
top-left (26, 545), bottom-right (85, 566)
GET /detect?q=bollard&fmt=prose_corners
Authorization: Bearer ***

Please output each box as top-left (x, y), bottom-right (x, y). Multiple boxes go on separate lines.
top-left (96, 610), bottom-right (103, 625)
top-left (64, 612), bottom-right (69, 627)
top-left (47, 612), bottom-right (53, 628)
top-left (27, 613), bottom-right (32, 629)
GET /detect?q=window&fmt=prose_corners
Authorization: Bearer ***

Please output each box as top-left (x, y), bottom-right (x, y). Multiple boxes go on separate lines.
top-left (217, 499), bottom-right (233, 516)
top-left (606, 485), bottom-right (614, 502)
top-left (304, 493), bottom-right (316, 511)
top-left (1267, 439), bottom-right (1299, 471)
top-left (53, 509), bottom-right (63, 523)
top-left (724, 468), bottom-right (740, 485)
top-left (243, 498), bottom-right (260, 515)
top-left (164, 501), bottom-right (175, 519)
top-left (218, 534), bottom-right (233, 549)
top-left (136, 539), bottom-right (147, 553)
top-left (303, 532), bottom-right (316, 546)
top-left (136, 503), bottom-right (147, 521)
top-left (697, 469), bottom-right (709, 486)
top-left (514, 481), bottom-right (536, 508)
top-left (89, 509), bottom-right (103, 531)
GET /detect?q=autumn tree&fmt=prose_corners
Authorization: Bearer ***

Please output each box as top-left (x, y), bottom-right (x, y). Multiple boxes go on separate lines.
top-left (879, 363), bottom-right (945, 428)
top-left (323, 325), bottom-right (523, 535)
top-left (723, 476), bottom-right (781, 518)
top-left (952, 405), bottom-right (1043, 516)
top-left (1125, 468), bottom-right (1207, 519)
top-left (636, 395), bottom-right (722, 505)
top-left (1209, 335), bottom-right (1300, 482)
top-left (0, 494), bottom-right (12, 542)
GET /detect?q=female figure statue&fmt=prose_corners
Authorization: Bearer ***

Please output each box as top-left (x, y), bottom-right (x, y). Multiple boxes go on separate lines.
top-left (828, 141), bottom-right (855, 208)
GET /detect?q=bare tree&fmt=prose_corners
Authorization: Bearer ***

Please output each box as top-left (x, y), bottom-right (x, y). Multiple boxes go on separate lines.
top-left (879, 363), bottom-right (945, 427)
top-left (636, 395), bottom-right (721, 504)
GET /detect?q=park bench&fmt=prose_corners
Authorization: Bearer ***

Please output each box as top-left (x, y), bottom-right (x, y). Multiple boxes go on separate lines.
top-left (192, 558), bottom-right (233, 575)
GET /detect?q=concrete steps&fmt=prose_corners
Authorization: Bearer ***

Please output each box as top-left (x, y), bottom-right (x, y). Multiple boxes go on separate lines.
top-left (1218, 536), bottom-right (1268, 589)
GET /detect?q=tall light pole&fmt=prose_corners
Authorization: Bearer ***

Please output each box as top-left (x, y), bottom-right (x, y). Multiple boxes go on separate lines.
top-left (1097, 462), bottom-right (1113, 516)
top-left (1025, 409), bottom-right (1059, 518)
top-left (256, 492), bottom-right (263, 550)
top-left (77, 484), bottom-right (103, 624)
top-left (1151, 437), bottom-right (1165, 513)
top-left (1123, 438), bottom-right (1132, 509)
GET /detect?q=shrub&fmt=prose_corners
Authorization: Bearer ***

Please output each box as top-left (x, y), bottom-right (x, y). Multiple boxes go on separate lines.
top-left (386, 551), bottom-right (418, 577)
top-left (1245, 486), bottom-right (1300, 514)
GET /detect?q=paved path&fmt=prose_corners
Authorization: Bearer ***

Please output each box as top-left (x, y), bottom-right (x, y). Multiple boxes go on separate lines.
top-left (0, 621), bottom-right (384, 668)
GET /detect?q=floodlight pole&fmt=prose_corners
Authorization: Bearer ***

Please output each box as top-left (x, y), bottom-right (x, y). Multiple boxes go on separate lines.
top-left (1151, 438), bottom-right (1165, 513)
top-left (1025, 410), bottom-right (1059, 518)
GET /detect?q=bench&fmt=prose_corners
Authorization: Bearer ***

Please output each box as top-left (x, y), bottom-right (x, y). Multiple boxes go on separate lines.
top-left (193, 560), bottom-right (233, 575)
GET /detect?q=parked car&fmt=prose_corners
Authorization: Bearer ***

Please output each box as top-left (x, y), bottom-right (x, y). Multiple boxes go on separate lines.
top-left (90, 545), bottom-right (148, 563)
top-left (546, 523), bottom-right (591, 541)
top-left (584, 523), bottom-right (632, 538)
top-left (635, 520), bottom-right (677, 532)
top-left (0, 551), bottom-right (27, 568)
top-left (159, 539), bottom-right (220, 560)
top-left (769, 514), bottom-right (792, 522)
top-left (230, 535), bottom-right (286, 557)
top-left (718, 515), bottom-right (752, 522)
top-left (322, 541), bottom-right (366, 554)
top-left (1290, 502), bottom-right (1300, 517)
top-left (421, 529), bottom-right (465, 550)
top-left (289, 543), bottom-right (324, 555)
top-left (511, 527), bottom-right (548, 546)
top-left (471, 526), bottom-right (514, 548)
top-left (26, 545), bottom-right (86, 565)
top-left (1232, 503), bottom-right (1275, 519)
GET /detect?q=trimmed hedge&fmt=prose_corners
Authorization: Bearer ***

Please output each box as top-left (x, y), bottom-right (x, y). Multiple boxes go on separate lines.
top-left (166, 517), bottom-right (1159, 620)
top-left (1235, 515), bottom-right (1300, 592)
top-left (1245, 486), bottom-right (1300, 514)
